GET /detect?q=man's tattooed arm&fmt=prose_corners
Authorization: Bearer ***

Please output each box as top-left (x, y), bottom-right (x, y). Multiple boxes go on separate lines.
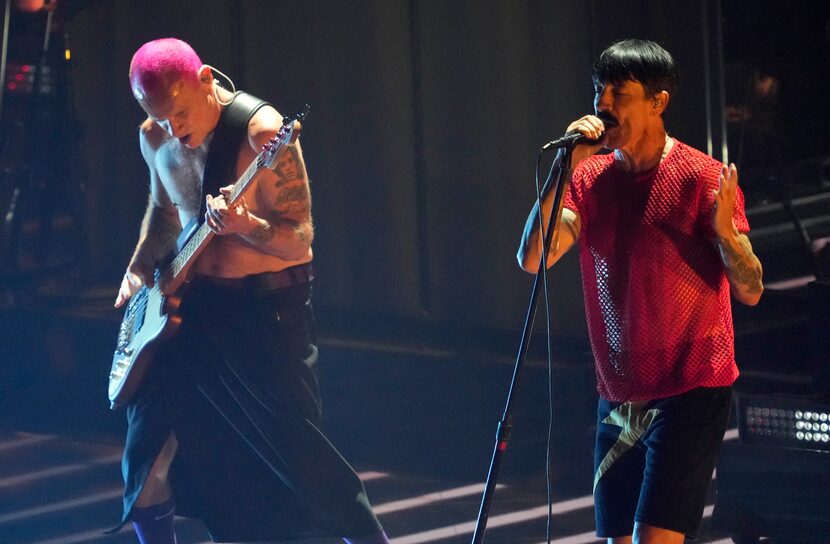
top-left (717, 232), bottom-right (764, 306)
top-left (240, 145), bottom-right (314, 259)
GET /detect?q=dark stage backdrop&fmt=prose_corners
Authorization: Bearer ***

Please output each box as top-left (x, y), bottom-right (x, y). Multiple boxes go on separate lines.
top-left (62, 0), bottom-right (713, 341)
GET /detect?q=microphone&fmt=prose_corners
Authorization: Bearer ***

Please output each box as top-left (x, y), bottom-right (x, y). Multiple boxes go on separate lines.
top-left (541, 117), bottom-right (618, 150)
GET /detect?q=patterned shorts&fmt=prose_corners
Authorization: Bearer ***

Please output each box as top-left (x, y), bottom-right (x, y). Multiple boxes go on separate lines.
top-left (593, 386), bottom-right (732, 539)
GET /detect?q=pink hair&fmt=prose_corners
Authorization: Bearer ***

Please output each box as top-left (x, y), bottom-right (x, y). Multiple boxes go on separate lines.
top-left (129, 38), bottom-right (202, 104)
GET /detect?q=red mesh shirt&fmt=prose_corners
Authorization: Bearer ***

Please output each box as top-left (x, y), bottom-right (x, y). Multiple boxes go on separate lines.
top-left (564, 140), bottom-right (748, 401)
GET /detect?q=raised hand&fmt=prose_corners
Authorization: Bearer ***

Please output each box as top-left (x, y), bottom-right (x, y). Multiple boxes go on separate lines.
top-left (712, 163), bottom-right (739, 238)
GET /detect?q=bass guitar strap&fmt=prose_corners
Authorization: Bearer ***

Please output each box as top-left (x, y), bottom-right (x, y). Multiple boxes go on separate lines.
top-left (199, 91), bottom-right (271, 222)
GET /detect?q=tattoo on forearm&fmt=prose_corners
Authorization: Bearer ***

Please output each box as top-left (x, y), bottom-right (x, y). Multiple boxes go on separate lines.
top-left (256, 211), bottom-right (314, 246)
top-left (718, 235), bottom-right (763, 294)
top-left (247, 222), bottom-right (276, 243)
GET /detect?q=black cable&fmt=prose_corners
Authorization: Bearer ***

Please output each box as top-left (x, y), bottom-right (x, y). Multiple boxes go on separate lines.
top-left (533, 147), bottom-right (564, 544)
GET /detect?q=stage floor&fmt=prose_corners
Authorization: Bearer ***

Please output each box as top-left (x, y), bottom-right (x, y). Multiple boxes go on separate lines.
top-left (1, 332), bottom-right (740, 544)
top-left (0, 429), bottom-right (741, 544)
top-left (1, 285), bottom-right (818, 543)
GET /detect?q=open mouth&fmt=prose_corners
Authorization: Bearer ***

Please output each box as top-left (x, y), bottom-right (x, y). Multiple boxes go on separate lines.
top-left (179, 134), bottom-right (192, 146)
top-left (597, 113), bottom-right (619, 130)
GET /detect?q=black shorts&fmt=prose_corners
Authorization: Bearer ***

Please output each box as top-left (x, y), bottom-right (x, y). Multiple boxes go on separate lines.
top-left (593, 386), bottom-right (732, 539)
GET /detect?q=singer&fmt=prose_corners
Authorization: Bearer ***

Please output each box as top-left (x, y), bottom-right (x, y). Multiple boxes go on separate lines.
top-left (517, 40), bottom-right (763, 544)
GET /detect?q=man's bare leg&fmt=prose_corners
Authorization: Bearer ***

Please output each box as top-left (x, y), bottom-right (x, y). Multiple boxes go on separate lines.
top-left (607, 521), bottom-right (686, 544)
top-left (131, 433), bottom-right (178, 544)
top-left (633, 522), bottom-right (686, 544)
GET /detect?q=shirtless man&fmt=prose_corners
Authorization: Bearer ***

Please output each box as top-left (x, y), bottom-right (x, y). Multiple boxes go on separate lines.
top-left (113, 38), bottom-right (387, 544)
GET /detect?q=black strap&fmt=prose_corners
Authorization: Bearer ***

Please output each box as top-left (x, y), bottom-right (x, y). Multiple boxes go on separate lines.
top-left (199, 91), bottom-right (270, 222)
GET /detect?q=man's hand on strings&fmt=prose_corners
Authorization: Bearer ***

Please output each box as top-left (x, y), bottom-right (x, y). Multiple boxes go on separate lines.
top-left (205, 185), bottom-right (256, 236)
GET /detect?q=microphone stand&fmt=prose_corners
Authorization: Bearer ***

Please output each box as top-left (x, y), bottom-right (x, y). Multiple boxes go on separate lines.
top-left (471, 144), bottom-right (573, 544)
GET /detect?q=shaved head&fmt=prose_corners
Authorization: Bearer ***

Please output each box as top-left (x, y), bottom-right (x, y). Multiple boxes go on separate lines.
top-left (129, 38), bottom-right (203, 111)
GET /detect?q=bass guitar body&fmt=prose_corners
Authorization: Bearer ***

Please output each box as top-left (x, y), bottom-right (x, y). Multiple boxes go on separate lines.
top-left (108, 283), bottom-right (182, 408)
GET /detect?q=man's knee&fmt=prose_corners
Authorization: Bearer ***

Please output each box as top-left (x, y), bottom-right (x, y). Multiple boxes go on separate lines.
top-left (135, 433), bottom-right (178, 507)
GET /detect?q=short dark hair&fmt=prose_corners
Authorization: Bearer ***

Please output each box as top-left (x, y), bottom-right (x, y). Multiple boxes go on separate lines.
top-left (591, 39), bottom-right (679, 98)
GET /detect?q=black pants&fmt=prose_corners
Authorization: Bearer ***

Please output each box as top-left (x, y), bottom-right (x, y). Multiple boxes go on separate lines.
top-left (120, 278), bottom-right (381, 541)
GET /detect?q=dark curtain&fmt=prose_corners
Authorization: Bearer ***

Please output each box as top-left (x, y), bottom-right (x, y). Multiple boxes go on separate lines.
top-left (62, 0), bottom-right (710, 340)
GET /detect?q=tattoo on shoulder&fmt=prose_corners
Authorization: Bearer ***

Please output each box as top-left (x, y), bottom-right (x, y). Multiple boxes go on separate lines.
top-left (273, 146), bottom-right (306, 188)
top-left (274, 182), bottom-right (311, 214)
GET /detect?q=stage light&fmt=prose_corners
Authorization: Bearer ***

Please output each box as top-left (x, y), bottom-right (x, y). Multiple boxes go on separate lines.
top-left (737, 395), bottom-right (830, 451)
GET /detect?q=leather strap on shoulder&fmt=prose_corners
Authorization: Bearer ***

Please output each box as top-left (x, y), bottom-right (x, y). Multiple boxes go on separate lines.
top-left (199, 91), bottom-right (271, 221)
